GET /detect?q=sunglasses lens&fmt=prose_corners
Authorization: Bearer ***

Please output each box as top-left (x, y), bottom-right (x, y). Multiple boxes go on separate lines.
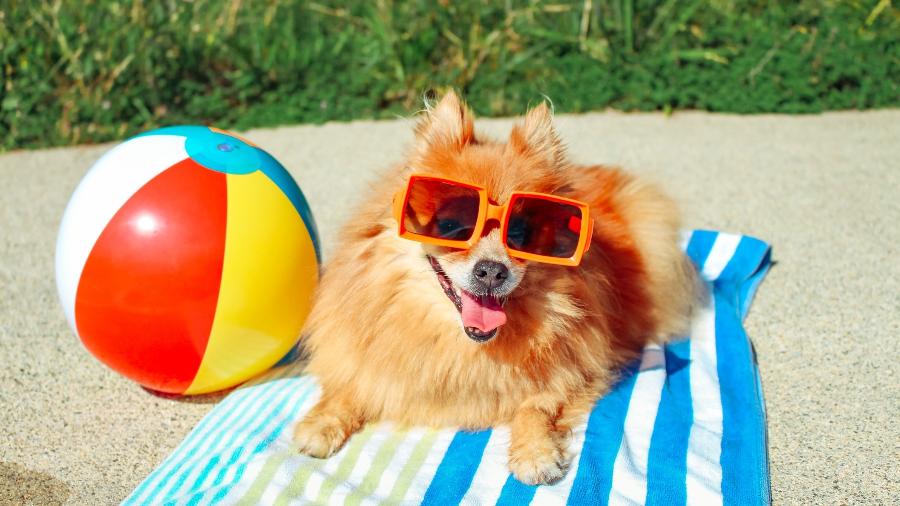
top-left (403, 179), bottom-right (480, 241)
top-left (506, 197), bottom-right (583, 258)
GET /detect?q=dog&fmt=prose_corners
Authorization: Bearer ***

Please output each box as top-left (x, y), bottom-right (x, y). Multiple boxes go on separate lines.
top-left (292, 91), bottom-right (697, 485)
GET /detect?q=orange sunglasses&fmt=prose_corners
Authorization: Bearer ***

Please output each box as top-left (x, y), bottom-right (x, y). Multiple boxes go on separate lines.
top-left (392, 174), bottom-right (593, 266)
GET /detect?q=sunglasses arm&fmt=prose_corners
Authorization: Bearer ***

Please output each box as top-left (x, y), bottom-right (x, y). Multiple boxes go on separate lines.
top-left (585, 218), bottom-right (594, 252)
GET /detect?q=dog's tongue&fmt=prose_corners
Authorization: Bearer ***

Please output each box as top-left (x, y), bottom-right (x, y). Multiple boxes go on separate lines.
top-left (460, 291), bottom-right (507, 332)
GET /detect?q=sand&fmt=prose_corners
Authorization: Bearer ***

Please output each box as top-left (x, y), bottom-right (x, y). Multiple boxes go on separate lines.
top-left (1, 110), bottom-right (898, 504)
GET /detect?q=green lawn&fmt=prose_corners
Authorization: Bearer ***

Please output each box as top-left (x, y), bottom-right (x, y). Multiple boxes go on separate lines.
top-left (1, 0), bottom-right (897, 150)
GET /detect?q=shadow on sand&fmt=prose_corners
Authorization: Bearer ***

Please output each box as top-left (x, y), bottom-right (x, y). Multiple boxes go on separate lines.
top-left (0, 462), bottom-right (71, 506)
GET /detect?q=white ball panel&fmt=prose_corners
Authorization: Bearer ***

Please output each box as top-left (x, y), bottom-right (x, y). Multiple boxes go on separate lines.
top-left (55, 135), bottom-right (190, 334)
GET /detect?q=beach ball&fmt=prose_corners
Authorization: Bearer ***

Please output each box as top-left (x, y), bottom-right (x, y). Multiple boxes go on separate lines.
top-left (55, 126), bottom-right (320, 395)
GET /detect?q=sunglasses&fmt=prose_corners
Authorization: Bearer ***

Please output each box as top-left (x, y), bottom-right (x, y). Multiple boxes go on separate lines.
top-left (392, 174), bottom-right (593, 266)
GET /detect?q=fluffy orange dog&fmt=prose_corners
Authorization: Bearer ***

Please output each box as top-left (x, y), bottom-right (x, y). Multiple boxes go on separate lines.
top-left (293, 92), bottom-right (697, 485)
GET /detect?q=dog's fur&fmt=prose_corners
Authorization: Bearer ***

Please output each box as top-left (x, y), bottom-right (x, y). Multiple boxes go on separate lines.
top-left (293, 92), bottom-right (698, 484)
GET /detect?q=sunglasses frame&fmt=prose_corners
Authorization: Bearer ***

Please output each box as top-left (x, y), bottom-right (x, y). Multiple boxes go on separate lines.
top-left (393, 174), bottom-right (593, 266)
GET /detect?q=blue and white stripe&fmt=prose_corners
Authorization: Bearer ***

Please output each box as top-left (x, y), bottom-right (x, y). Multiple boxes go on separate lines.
top-left (124, 229), bottom-right (772, 505)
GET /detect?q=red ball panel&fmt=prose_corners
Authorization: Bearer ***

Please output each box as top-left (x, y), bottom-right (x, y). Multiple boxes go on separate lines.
top-left (75, 158), bottom-right (228, 393)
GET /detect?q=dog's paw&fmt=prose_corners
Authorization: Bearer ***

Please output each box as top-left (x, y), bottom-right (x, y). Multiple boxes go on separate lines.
top-left (508, 435), bottom-right (569, 485)
top-left (292, 415), bottom-right (351, 459)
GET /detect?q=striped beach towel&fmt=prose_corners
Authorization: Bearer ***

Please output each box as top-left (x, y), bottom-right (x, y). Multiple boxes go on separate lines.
top-left (124, 229), bottom-right (772, 505)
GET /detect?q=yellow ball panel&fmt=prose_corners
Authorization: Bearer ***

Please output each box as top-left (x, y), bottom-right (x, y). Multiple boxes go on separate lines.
top-left (184, 171), bottom-right (318, 394)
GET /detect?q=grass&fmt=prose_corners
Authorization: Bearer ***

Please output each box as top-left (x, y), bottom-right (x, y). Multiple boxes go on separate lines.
top-left (1, 0), bottom-right (897, 151)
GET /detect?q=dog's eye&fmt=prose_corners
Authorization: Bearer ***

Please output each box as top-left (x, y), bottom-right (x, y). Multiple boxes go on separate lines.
top-left (506, 217), bottom-right (527, 248)
top-left (430, 196), bottom-right (478, 240)
top-left (436, 218), bottom-right (466, 239)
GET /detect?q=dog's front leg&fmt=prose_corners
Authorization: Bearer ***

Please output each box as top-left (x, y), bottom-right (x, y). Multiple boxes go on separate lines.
top-left (293, 389), bottom-right (365, 458)
top-left (507, 397), bottom-right (570, 485)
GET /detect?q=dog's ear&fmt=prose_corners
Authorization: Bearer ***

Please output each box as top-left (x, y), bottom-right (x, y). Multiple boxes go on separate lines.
top-left (508, 101), bottom-right (565, 166)
top-left (415, 90), bottom-right (475, 152)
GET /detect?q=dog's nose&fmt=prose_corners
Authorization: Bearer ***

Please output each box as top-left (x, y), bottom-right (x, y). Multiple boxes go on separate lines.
top-left (472, 260), bottom-right (509, 290)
